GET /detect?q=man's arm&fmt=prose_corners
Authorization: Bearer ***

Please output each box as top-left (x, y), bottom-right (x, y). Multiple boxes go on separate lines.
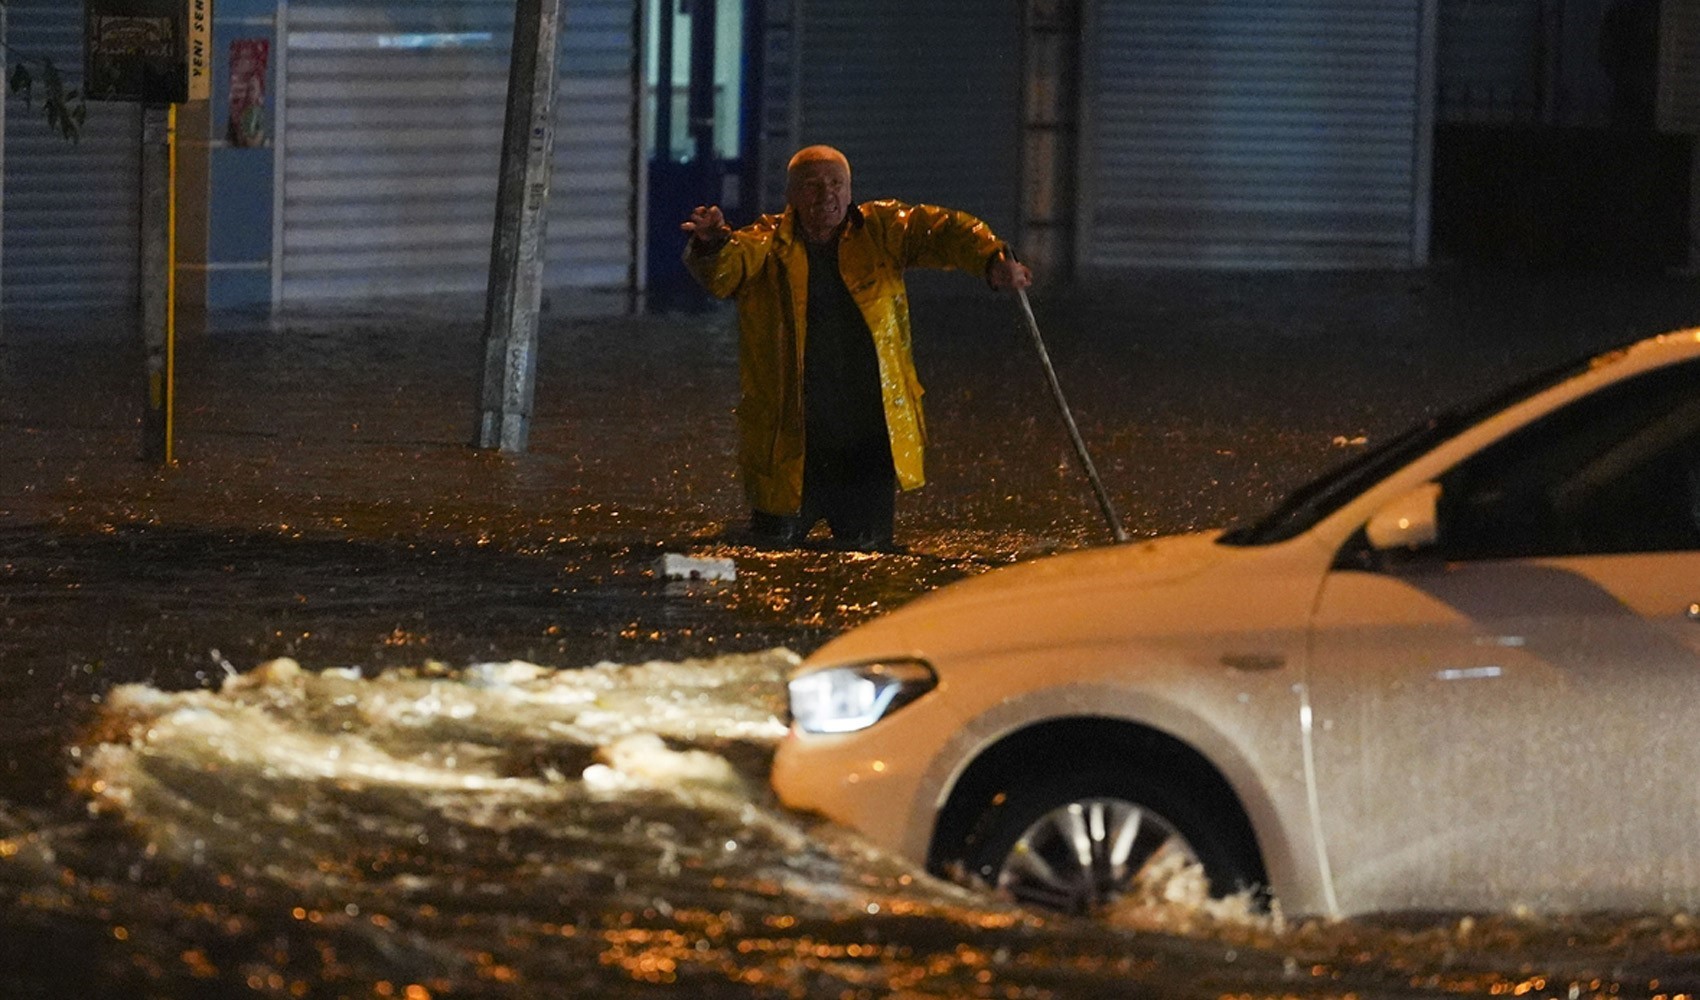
top-left (881, 202), bottom-right (1032, 291)
top-left (680, 205), bottom-right (770, 298)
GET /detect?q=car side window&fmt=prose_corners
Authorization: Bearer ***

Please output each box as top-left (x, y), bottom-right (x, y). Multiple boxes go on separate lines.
top-left (1435, 359), bottom-right (1700, 560)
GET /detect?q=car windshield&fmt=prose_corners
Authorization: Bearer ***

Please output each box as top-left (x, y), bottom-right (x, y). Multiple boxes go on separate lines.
top-left (1218, 352), bottom-right (1603, 546)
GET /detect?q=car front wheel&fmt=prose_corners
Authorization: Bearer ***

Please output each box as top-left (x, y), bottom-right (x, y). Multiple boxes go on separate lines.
top-left (960, 773), bottom-right (1264, 916)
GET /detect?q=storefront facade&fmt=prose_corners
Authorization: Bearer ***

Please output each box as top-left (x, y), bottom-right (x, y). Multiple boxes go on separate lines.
top-left (6, 1), bottom-right (1696, 322)
top-left (3, 0), bottom-right (640, 320)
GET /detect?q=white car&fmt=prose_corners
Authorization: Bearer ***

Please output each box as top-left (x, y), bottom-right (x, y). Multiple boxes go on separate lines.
top-left (771, 329), bottom-right (1700, 919)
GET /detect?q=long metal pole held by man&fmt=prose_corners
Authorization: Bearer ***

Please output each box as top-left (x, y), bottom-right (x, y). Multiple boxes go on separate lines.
top-left (1013, 283), bottom-right (1130, 543)
top-left (475, 0), bottom-right (563, 453)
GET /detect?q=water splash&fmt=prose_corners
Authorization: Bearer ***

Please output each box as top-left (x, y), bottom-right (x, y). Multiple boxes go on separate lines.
top-left (5, 653), bottom-right (1699, 996)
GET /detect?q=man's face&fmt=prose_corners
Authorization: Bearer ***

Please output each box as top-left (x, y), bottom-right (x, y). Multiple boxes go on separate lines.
top-left (787, 161), bottom-right (851, 243)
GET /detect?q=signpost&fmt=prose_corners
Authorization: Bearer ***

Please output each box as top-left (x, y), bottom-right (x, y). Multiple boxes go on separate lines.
top-left (85, 0), bottom-right (209, 465)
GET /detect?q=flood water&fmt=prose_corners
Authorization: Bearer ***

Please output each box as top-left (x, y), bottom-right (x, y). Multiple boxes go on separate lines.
top-left (5, 270), bottom-right (1700, 997)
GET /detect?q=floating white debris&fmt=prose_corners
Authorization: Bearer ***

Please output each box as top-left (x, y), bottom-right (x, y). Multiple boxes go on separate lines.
top-left (588, 733), bottom-right (742, 791)
top-left (462, 660), bottom-right (549, 689)
top-left (656, 553), bottom-right (737, 582)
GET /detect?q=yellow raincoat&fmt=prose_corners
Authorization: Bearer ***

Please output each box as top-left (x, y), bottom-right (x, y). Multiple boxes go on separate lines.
top-left (684, 199), bottom-right (1007, 515)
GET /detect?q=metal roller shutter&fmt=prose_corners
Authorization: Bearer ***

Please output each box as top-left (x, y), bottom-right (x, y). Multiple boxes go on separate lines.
top-left (755, 0), bottom-right (800, 216)
top-left (1079, 0), bottom-right (1431, 271)
top-left (796, 0), bottom-right (1023, 239)
top-left (279, 0), bottom-right (636, 309)
top-left (3, 0), bottom-right (142, 313)
top-left (1436, 0), bottom-right (1540, 123)
top-left (550, 0), bottom-right (637, 299)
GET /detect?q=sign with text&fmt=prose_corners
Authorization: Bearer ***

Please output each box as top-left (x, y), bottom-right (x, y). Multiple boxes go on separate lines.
top-left (188, 0), bottom-right (211, 101)
top-left (85, 0), bottom-right (213, 104)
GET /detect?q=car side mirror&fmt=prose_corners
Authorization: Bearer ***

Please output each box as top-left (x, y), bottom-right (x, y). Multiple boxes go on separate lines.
top-left (1364, 482), bottom-right (1441, 551)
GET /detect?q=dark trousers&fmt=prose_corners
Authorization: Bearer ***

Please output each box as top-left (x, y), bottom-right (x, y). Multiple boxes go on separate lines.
top-left (751, 435), bottom-right (896, 550)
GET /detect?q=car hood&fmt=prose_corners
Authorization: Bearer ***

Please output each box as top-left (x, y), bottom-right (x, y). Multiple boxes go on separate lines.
top-left (808, 530), bottom-right (1251, 665)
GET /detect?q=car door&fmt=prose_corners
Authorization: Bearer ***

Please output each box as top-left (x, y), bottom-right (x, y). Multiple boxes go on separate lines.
top-left (1306, 358), bottom-right (1700, 914)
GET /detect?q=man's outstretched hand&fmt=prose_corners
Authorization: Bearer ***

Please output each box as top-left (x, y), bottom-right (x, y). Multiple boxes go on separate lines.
top-left (682, 205), bottom-right (732, 248)
top-left (987, 252), bottom-right (1033, 292)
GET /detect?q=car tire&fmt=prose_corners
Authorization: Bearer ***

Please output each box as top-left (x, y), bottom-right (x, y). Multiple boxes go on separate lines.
top-left (958, 770), bottom-right (1265, 916)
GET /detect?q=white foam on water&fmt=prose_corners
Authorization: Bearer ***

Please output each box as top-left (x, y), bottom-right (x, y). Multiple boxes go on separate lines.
top-left (85, 651), bottom-right (794, 806)
top-left (1101, 849), bottom-right (1286, 936)
top-left (73, 649), bottom-right (1280, 939)
top-left (583, 733), bottom-right (744, 793)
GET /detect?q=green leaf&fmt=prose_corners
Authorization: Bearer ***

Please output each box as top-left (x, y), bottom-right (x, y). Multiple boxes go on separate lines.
top-left (4, 53), bottom-right (85, 142)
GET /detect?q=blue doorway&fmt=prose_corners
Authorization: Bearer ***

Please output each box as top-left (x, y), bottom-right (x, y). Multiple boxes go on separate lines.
top-left (644, 0), bottom-right (762, 311)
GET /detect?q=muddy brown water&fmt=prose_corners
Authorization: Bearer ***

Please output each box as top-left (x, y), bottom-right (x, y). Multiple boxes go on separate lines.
top-left (4, 271), bottom-right (1700, 997)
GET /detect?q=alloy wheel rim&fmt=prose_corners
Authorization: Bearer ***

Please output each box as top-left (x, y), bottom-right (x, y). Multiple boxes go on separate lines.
top-left (995, 797), bottom-right (1200, 914)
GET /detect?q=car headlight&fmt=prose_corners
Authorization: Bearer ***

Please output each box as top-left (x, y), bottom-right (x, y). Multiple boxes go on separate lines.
top-left (787, 658), bottom-right (937, 734)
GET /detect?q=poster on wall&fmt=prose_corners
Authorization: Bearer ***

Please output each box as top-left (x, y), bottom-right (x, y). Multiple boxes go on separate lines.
top-left (226, 38), bottom-right (269, 146)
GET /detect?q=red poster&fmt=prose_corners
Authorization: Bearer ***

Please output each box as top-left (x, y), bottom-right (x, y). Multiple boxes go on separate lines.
top-left (227, 39), bottom-right (269, 147)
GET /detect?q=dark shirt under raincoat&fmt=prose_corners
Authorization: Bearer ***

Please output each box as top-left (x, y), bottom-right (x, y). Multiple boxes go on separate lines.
top-left (683, 199), bottom-right (1007, 515)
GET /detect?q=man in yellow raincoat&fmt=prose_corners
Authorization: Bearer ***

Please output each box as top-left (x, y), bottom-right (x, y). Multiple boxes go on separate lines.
top-left (681, 145), bottom-right (1032, 551)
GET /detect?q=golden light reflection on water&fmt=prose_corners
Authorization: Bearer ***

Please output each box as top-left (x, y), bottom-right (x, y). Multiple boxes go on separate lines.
top-left (596, 924), bottom-right (1046, 995)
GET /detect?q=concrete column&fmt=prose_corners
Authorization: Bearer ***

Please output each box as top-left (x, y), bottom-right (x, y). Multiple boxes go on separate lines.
top-left (175, 99), bottom-right (210, 331)
top-left (141, 104), bottom-right (174, 464)
top-left (1690, 139), bottom-right (1700, 272)
top-left (1021, 0), bottom-right (1079, 285)
top-left (476, 0), bottom-right (564, 453)
top-left (1, 2), bottom-right (7, 327)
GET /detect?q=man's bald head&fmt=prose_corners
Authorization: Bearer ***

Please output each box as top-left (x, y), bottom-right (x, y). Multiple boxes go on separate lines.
top-left (787, 145), bottom-right (851, 178)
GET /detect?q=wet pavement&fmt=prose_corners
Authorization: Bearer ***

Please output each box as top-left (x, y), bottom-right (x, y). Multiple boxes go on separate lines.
top-left (9, 268), bottom-right (1694, 688)
top-left (4, 266), bottom-right (1700, 997)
